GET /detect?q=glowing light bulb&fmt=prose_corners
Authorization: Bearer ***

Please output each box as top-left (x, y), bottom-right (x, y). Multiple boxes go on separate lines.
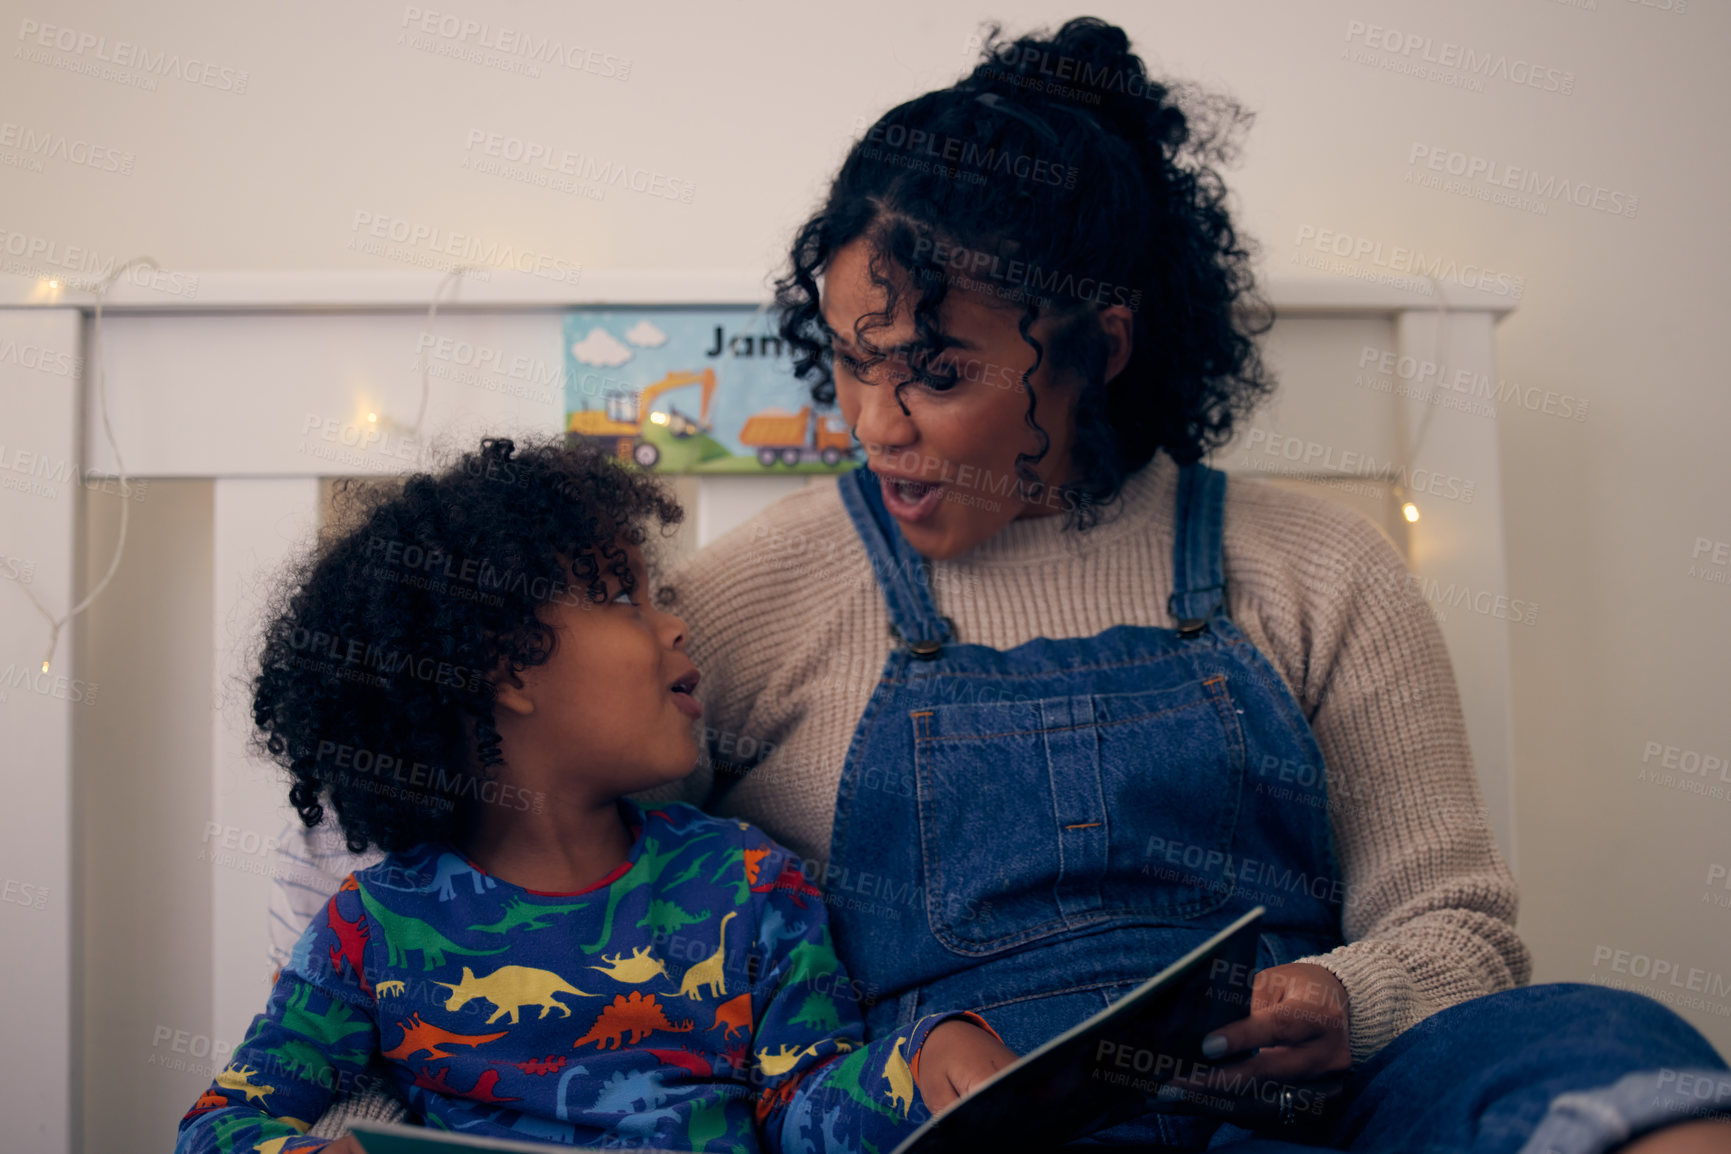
top-left (649, 411), bottom-right (668, 425)
top-left (1402, 502), bottom-right (1420, 523)
top-left (47, 279), bottom-right (60, 290)
top-left (41, 661), bottom-right (51, 673)
top-left (367, 412), bottom-right (378, 423)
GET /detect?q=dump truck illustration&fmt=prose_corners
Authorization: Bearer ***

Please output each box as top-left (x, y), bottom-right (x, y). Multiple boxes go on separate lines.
top-left (738, 406), bottom-right (856, 467)
top-left (566, 369), bottom-right (716, 468)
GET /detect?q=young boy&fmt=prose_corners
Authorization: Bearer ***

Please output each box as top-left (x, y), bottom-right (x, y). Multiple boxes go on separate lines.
top-left (177, 437), bottom-right (1014, 1153)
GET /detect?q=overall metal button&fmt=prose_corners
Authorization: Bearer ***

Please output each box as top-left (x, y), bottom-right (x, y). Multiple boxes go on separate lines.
top-left (890, 618), bottom-right (956, 659)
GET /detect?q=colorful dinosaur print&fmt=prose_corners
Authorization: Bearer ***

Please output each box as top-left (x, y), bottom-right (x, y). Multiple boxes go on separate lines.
top-left (470, 895), bottom-right (591, 936)
top-left (667, 851), bottom-right (712, 889)
top-left (380, 1013), bottom-right (507, 1062)
top-left (554, 1062), bottom-right (594, 1120)
top-left (504, 1112), bottom-right (586, 1144)
top-left (435, 963), bottom-right (599, 1024)
top-left (411, 1065), bottom-right (456, 1095)
top-left (711, 990), bottom-right (754, 1041)
top-left (685, 1096), bottom-right (730, 1149)
top-left (753, 857), bottom-right (822, 907)
top-left (581, 834), bottom-right (711, 955)
top-left (185, 1088), bottom-right (229, 1116)
top-left (215, 1064), bottom-right (274, 1104)
top-left (611, 1105), bottom-right (685, 1141)
top-left (823, 1045), bottom-right (900, 1119)
top-left (590, 944), bottom-right (670, 984)
top-left (413, 1064), bottom-right (521, 1104)
top-left (573, 991), bottom-right (695, 1050)
top-left (884, 1038), bottom-right (914, 1117)
top-left (356, 885), bottom-right (506, 970)
top-left (325, 887), bottom-right (372, 995)
top-left (263, 1037), bottom-right (337, 1085)
top-left (645, 1046), bottom-right (713, 1078)
top-left (467, 1068), bottom-right (524, 1105)
top-left (789, 991), bottom-right (841, 1033)
top-left (512, 1054), bottom-right (567, 1076)
top-left (209, 1114), bottom-right (266, 1152)
top-left (635, 897), bottom-right (710, 935)
top-left (782, 936), bottom-right (842, 986)
top-left (708, 845), bottom-right (745, 896)
top-left (280, 981), bottom-right (370, 1062)
top-left (755, 1074), bottom-right (799, 1125)
top-left (821, 1106), bottom-right (847, 1154)
top-left (589, 1064), bottom-right (693, 1113)
top-left (676, 910), bottom-right (736, 999)
top-left (755, 1041), bottom-right (809, 1078)
top-left (709, 845), bottom-right (743, 877)
top-left (178, 804), bottom-right (949, 1154)
top-left (758, 903), bottom-right (808, 945)
top-left (420, 852), bottom-right (499, 900)
top-left (742, 847), bottom-right (771, 886)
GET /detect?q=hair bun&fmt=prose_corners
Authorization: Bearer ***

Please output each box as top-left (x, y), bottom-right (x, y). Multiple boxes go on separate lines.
top-left (965, 17), bottom-right (1185, 153)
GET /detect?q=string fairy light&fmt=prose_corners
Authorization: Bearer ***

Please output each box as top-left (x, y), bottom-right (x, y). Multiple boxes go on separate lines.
top-left (11, 257), bottom-right (158, 674)
top-left (1237, 272), bottom-right (1453, 532)
top-left (367, 265), bottom-right (480, 452)
top-left (1390, 273), bottom-right (1452, 525)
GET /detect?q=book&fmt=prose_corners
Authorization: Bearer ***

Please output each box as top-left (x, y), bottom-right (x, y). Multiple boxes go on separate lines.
top-left (350, 1124), bottom-right (666, 1154)
top-left (352, 905), bottom-right (1265, 1154)
top-left (888, 905), bottom-right (1265, 1154)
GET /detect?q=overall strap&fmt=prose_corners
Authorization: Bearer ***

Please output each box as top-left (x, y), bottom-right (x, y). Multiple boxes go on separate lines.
top-left (1167, 462), bottom-right (1228, 632)
top-left (837, 465), bottom-right (954, 659)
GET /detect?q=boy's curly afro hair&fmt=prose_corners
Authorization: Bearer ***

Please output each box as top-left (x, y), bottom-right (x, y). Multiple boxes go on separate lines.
top-left (250, 436), bottom-right (682, 854)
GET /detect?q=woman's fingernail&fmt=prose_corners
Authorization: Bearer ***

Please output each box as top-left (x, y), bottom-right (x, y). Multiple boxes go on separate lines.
top-left (1201, 1033), bottom-right (1228, 1059)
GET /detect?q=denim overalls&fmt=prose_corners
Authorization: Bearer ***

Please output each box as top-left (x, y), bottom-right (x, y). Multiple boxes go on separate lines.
top-left (824, 462), bottom-right (1348, 1145)
top-left (822, 463), bottom-right (1731, 1154)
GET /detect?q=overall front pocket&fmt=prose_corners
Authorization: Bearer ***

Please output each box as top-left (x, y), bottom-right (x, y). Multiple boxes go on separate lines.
top-left (913, 674), bottom-right (1246, 956)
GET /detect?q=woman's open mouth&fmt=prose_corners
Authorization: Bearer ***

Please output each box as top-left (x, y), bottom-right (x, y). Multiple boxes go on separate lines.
top-left (669, 669), bottom-right (702, 719)
top-left (878, 473), bottom-right (946, 524)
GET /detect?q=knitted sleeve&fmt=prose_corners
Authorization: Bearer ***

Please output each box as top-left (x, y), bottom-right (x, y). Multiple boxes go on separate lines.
top-left (1243, 496), bottom-right (1532, 1066)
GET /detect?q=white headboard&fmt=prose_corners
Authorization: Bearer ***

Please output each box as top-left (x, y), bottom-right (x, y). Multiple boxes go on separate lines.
top-left (0, 269), bottom-right (1515, 1143)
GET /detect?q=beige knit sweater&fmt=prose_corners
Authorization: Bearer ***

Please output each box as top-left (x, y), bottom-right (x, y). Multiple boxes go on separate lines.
top-left (648, 450), bottom-right (1532, 1068)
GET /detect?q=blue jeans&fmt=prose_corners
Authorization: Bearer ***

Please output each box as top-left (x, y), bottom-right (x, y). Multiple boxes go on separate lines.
top-left (1169, 983), bottom-right (1730, 1153)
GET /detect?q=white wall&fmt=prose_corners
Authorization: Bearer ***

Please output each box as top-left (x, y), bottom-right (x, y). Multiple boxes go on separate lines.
top-left (4, 0), bottom-right (1729, 1146)
top-left (0, 308), bottom-right (78, 1153)
top-left (76, 481), bottom-right (214, 1154)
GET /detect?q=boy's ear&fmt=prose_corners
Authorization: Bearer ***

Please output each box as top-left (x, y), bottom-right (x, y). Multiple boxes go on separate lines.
top-left (491, 661), bottom-right (535, 718)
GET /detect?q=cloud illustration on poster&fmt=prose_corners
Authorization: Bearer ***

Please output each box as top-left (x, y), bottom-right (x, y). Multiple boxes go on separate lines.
top-left (572, 327), bottom-right (632, 367)
top-left (624, 320), bottom-right (667, 348)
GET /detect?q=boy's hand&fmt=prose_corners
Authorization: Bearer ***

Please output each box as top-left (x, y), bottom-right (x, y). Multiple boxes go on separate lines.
top-left (915, 1019), bottom-right (1019, 1115)
top-left (319, 1137), bottom-right (368, 1154)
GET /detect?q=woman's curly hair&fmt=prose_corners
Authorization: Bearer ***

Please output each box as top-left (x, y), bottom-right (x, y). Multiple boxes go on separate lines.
top-left (775, 16), bottom-right (1275, 527)
top-left (250, 436), bottom-right (682, 854)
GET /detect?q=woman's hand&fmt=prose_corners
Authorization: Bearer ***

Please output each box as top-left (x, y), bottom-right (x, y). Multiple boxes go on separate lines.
top-left (915, 1019), bottom-right (1019, 1115)
top-left (1165, 962), bottom-right (1352, 1123)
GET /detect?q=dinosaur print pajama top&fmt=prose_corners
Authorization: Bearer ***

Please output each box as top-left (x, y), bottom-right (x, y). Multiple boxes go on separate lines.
top-left (176, 800), bottom-right (993, 1153)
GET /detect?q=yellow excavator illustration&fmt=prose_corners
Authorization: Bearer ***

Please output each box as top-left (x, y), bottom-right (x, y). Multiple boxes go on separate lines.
top-left (566, 369), bottom-right (716, 468)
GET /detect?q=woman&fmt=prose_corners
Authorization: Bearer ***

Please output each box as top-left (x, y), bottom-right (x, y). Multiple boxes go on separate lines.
top-left (289, 18), bottom-right (1728, 1152)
